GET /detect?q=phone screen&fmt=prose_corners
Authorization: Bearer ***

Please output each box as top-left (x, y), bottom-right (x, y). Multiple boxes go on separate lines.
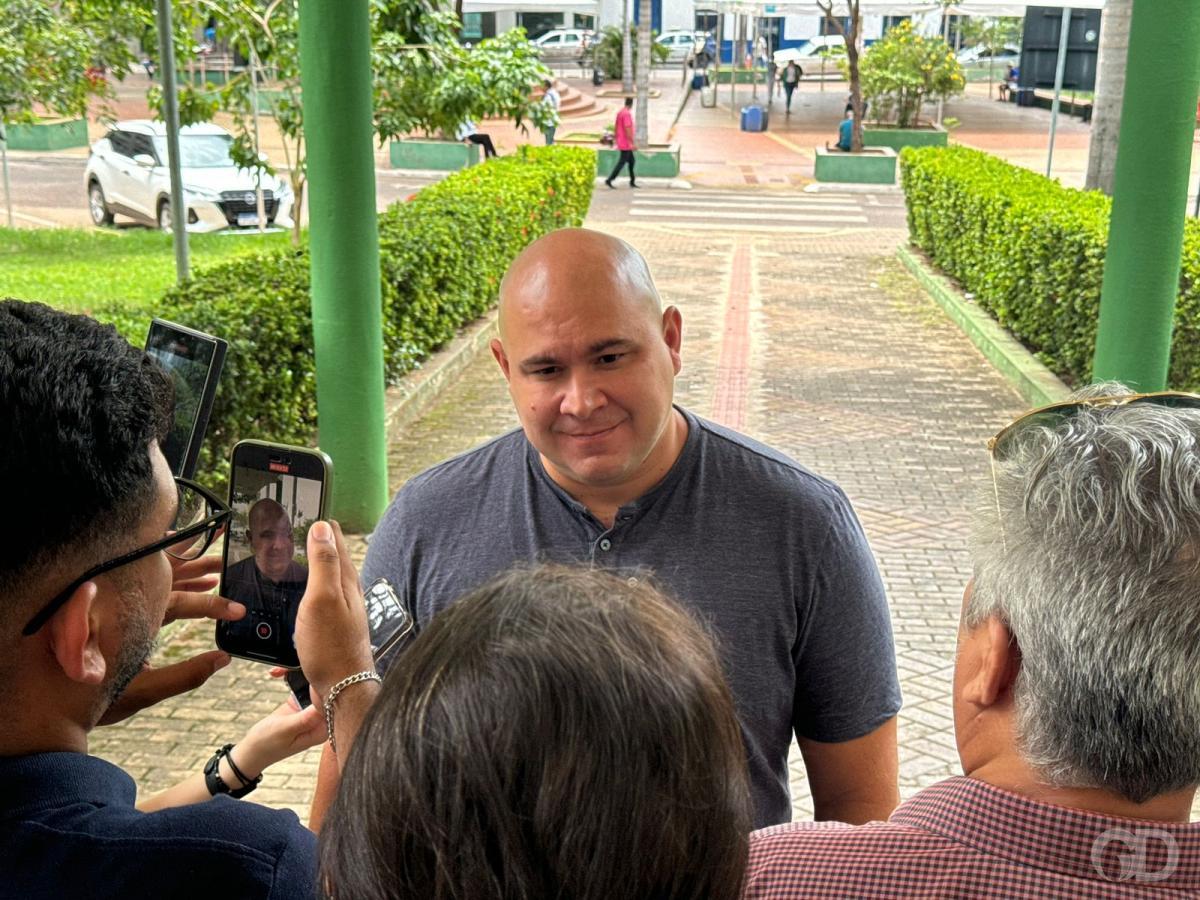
top-left (144, 320), bottom-right (226, 478)
top-left (219, 461), bottom-right (324, 667)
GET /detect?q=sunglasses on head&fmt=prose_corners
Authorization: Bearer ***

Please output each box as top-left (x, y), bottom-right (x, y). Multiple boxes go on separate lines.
top-left (985, 391), bottom-right (1200, 549)
top-left (987, 391), bottom-right (1200, 462)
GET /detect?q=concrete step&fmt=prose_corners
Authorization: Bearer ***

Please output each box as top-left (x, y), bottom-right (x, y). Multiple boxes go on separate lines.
top-left (554, 80), bottom-right (604, 119)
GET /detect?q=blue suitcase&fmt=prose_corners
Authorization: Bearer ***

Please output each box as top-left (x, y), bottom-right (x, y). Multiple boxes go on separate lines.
top-left (740, 104), bottom-right (768, 132)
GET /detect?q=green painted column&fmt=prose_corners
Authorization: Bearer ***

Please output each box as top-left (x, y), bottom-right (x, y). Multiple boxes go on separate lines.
top-left (298, 0), bottom-right (388, 530)
top-left (1092, 0), bottom-right (1200, 390)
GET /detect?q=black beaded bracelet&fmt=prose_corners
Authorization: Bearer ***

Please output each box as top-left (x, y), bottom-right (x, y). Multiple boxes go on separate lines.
top-left (203, 743), bottom-right (261, 799)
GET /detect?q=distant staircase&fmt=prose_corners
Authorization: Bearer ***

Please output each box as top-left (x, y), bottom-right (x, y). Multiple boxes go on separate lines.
top-left (553, 81), bottom-right (603, 119)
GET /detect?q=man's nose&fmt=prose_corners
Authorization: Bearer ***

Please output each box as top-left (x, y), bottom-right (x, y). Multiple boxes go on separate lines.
top-left (559, 372), bottom-right (606, 419)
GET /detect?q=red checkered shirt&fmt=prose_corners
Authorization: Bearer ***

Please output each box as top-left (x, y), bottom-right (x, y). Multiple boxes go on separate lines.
top-left (743, 776), bottom-right (1200, 898)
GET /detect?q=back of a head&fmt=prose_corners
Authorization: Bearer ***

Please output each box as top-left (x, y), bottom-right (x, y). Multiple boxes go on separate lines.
top-left (321, 564), bottom-right (751, 900)
top-left (969, 382), bottom-right (1200, 803)
top-left (0, 301), bottom-right (172, 623)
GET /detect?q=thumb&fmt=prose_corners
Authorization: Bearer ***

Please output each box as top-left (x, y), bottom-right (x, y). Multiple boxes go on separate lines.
top-left (305, 521), bottom-right (342, 603)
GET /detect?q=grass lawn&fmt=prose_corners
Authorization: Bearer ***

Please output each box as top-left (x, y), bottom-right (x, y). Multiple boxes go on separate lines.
top-left (0, 227), bottom-right (293, 313)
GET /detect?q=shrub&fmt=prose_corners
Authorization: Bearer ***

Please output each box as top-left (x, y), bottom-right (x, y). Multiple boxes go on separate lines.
top-left (91, 145), bottom-right (595, 487)
top-left (900, 145), bottom-right (1200, 389)
top-left (859, 21), bottom-right (964, 127)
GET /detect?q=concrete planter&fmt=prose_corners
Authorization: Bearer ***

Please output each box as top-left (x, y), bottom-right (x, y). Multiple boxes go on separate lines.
top-left (4, 117), bottom-right (89, 151)
top-left (557, 135), bottom-right (680, 178)
top-left (862, 124), bottom-right (948, 151)
top-left (389, 139), bottom-right (479, 171)
top-left (814, 146), bottom-right (897, 185)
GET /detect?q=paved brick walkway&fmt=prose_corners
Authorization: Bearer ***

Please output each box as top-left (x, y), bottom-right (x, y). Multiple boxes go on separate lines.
top-left (91, 194), bottom-right (1200, 823)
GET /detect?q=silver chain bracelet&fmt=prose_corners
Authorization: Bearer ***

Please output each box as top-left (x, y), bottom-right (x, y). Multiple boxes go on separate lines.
top-left (323, 670), bottom-right (381, 753)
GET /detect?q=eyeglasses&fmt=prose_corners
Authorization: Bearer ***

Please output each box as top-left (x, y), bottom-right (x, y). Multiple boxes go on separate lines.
top-left (986, 391), bottom-right (1200, 549)
top-left (988, 391), bottom-right (1200, 462)
top-left (22, 477), bottom-right (231, 636)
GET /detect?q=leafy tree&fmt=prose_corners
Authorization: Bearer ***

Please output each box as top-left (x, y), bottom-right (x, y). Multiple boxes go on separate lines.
top-left (0, 0), bottom-right (148, 124)
top-left (591, 25), bottom-right (667, 81)
top-left (858, 20), bottom-right (964, 128)
top-left (374, 24), bottom-right (556, 141)
top-left (958, 16), bottom-right (1023, 56)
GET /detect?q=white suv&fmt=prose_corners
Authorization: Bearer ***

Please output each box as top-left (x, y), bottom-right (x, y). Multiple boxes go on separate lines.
top-left (85, 120), bottom-right (294, 232)
top-left (532, 29), bottom-right (593, 62)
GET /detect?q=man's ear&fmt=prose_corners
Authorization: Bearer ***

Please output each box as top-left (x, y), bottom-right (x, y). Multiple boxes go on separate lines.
top-left (490, 338), bottom-right (511, 382)
top-left (961, 616), bottom-right (1020, 709)
top-left (662, 306), bottom-right (683, 374)
top-left (46, 581), bottom-right (108, 686)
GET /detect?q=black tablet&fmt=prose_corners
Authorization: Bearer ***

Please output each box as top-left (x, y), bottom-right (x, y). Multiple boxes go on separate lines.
top-left (145, 318), bottom-right (227, 478)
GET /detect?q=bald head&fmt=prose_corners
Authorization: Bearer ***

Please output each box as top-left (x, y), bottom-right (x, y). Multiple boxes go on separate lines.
top-left (498, 229), bottom-right (661, 339)
top-left (248, 499), bottom-right (288, 533)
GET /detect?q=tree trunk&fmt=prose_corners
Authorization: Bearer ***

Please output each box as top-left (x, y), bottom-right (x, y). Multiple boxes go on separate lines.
top-left (635, 0), bottom-right (651, 145)
top-left (847, 4), bottom-right (863, 151)
top-left (1085, 0), bottom-right (1133, 194)
top-left (622, 0), bottom-right (633, 92)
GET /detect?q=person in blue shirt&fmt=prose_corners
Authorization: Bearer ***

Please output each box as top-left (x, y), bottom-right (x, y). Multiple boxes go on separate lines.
top-left (838, 111), bottom-right (853, 151)
top-left (0, 300), bottom-right (379, 900)
top-left (827, 108), bottom-right (854, 152)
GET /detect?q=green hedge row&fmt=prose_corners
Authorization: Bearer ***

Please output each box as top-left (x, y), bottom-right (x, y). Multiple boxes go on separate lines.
top-left (900, 144), bottom-right (1200, 390)
top-left (98, 145), bottom-right (595, 485)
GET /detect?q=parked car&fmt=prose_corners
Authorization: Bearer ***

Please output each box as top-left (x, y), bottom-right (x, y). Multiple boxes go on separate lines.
top-left (84, 120), bottom-right (294, 232)
top-left (957, 44), bottom-right (1020, 66)
top-left (656, 29), bottom-right (708, 62)
top-left (532, 28), bottom-right (594, 62)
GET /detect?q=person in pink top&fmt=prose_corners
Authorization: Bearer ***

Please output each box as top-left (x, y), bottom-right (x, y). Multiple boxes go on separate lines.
top-left (605, 96), bottom-right (637, 189)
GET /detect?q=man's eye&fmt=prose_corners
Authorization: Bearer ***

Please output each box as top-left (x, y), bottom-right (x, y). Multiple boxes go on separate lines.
top-left (597, 353), bottom-right (624, 365)
top-left (531, 367), bottom-right (560, 377)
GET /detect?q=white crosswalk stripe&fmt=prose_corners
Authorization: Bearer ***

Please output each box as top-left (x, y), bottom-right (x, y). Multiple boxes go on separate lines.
top-left (625, 187), bottom-right (872, 232)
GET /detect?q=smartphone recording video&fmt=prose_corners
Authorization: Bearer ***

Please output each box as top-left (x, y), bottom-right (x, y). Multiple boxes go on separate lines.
top-left (218, 441), bottom-right (330, 668)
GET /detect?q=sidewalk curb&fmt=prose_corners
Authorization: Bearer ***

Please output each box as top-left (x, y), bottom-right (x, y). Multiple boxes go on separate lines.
top-left (382, 310), bottom-right (499, 439)
top-left (898, 245), bottom-right (1069, 408)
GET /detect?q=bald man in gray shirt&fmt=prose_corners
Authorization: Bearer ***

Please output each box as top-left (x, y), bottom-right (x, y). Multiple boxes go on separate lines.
top-left (310, 228), bottom-right (901, 830)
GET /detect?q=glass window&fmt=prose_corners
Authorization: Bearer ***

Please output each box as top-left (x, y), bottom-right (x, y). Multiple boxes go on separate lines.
top-left (462, 12), bottom-right (483, 39)
top-left (153, 134), bottom-right (235, 169)
top-left (130, 134), bottom-right (158, 161)
top-left (108, 131), bottom-right (135, 158)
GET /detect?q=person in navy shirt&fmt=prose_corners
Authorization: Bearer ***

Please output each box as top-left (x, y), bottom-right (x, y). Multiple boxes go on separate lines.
top-left (0, 301), bottom-right (379, 900)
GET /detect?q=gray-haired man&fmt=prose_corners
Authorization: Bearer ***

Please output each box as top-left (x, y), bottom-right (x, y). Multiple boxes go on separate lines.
top-left (744, 382), bottom-right (1200, 898)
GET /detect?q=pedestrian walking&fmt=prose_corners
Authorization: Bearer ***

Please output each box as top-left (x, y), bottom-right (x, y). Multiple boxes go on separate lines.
top-left (782, 61), bottom-right (800, 115)
top-left (604, 97), bottom-right (637, 189)
top-left (541, 79), bottom-right (561, 146)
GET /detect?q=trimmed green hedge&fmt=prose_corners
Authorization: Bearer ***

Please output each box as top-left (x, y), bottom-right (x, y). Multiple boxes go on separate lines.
top-left (98, 145), bottom-right (595, 485)
top-left (900, 145), bottom-right (1200, 391)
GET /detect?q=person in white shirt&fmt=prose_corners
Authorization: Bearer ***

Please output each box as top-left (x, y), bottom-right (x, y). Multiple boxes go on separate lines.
top-left (541, 79), bottom-right (561, 146)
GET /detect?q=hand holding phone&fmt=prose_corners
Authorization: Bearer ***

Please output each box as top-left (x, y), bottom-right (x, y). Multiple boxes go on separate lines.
top-left (292, 521), bottom-right (375, 700)
top-left (285, 576), bottom-right (415, 708)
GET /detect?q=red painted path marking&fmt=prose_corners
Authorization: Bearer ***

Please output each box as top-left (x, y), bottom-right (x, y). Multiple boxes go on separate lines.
top-left (712, 239), bottom-right (752, 430)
